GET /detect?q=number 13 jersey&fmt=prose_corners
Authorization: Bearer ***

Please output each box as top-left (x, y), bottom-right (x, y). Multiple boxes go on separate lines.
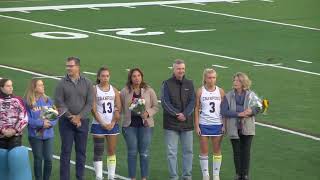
top-left (199, 86), bottom-right (222, 125)
top-left (93, 85), bottom-right (115, 125)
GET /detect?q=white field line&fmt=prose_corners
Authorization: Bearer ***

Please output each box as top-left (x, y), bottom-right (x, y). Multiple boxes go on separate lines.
top-left (175, 29), bottom-right (216, 33)
top-left (192, 2), bottom-right (207, 5)
top-left (0, 15), bottom-right (319, 77)
top-left (53, 9), bottom-right (65, 12)
top-left (1, 64), bottom-right (320, 142)
top-left (255, 122), bottom-right (320, 141)
top-left (0, 0), bottom-right (242, 12)
top-left (83, 71), bottom-right (96, 75)
top-left (212, 64), bottom-right (228, 68)
top-left (24, 147), bottom-right (130, 180)
top-left (87, 7), bottom-right (100, 10)
top-left (18, 10), bottom-right (30, 13)
top-left (160, 5), bottom-right (320, 32)
top-left (0, 64), bottom-right (61, 80)
top-left (253, 63), bottom-right (282, 67)
top-left (33, 76), bottom-right (64, 79)
top-left (0, 0), bottom-right (48, 3)
top-left (123, 6), bottom-right (136, 9)
top-left (296, 60), bottom-right (313, 64)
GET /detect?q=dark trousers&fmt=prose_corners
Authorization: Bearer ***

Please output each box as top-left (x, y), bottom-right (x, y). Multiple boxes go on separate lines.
top-left (231, 133), bottom-right (253, 177)
top-left (59, 117), bottom-right (89, 180)
top-left (0, 135), bottom-right (22, 150)
top-left (29, 137), bottom-right (53, 180)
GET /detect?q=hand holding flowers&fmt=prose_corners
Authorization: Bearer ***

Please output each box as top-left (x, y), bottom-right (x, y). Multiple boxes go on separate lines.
top-left (129, 98), bottom-right (146, 115)
top-left (37, 106), bottom-right (59, 136)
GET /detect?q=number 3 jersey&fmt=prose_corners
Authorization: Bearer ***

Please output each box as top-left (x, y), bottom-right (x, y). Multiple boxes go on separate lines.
top-left (199, 86), bottom-right (222, 125)
top-left (93, 85), bottom-right (115, 125)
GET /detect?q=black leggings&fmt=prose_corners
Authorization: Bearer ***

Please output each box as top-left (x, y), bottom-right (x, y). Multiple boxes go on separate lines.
top-left (231, 134), bottom-right (253, 176)
top-left (0, 135), bottom-right (22, 150)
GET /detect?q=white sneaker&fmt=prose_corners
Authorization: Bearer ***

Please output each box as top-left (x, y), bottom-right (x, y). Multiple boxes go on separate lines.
top-left (203, 175), bottom-right (210, 180)
top-left (213, 175), bottom-right (220, 180)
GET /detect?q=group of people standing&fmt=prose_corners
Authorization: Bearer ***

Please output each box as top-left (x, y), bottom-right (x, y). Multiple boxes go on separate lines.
top-left (0, 57), bottom-right (261, 180)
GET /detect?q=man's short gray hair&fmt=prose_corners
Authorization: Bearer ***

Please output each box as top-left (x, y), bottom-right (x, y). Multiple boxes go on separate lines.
top-left (173, 59), bottom-right (185, 68)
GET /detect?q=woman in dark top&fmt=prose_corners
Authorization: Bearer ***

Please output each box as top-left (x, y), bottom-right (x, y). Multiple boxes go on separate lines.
top-left (120, 68), bottom-right (159, 180)
top-left (221, 72), bottom-right (260, 180)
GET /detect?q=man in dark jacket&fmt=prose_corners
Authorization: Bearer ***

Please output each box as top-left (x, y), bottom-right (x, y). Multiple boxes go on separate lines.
top-left (54, 57), bottom-right (93, 180)
top-left (161, 59), bottom-right (195, 180)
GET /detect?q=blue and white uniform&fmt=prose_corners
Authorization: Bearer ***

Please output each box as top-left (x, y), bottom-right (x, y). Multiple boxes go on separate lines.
top-left (199, 86), bottom-right (223, 136)
top-left (91, 85), bottom-right (119, 135)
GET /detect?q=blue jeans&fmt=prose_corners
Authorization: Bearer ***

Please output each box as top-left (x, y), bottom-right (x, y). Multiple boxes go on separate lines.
top-left (164, 130), bottom-right (193, 180)
top-left (122, 127), bottom-right (153, 178)
top-left (59, 117), bottom-right (89, 180)
top-left (29, 137), bottom-right (54, 180)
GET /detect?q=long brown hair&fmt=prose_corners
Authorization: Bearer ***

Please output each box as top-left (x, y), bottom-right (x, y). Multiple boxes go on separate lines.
top-left (96, 66), bottom-right (110, 84)
top-left (126, 68), bottom-right (148, 92)
top-left (24, 78), bottom-right (48, 107)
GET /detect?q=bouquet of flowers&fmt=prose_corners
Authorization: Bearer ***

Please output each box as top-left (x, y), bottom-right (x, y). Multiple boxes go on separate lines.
top-left (248, 92), bottom-right (269, 115)
top-left (36, 106), bottom-right (59, 137)
top-left (40, 106), bottom-right (59, 121)
top-left (129, 98), bottom-right (146, 115)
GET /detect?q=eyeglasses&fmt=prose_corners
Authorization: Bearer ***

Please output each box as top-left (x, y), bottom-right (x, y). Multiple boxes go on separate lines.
top-left (66, 65), bottom-right (77, 68)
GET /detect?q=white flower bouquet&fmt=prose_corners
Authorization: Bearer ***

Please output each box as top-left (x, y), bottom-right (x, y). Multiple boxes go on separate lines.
top-left (129, 98), bottom-right (146, 115)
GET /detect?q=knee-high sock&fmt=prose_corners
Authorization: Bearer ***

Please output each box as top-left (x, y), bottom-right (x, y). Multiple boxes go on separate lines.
top-left (93, 161), bottom-right (103, 179)
top-left (107, 155), bottom-right (116, 179)
top-left (199, 155), bottom-right (209, 177)
top-left (213, 155), bottom-right (222, 176)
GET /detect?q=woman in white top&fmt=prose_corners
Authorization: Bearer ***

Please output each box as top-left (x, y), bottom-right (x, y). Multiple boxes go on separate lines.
top-left (91, 67), bottom-right (121, 180)
top-left (194, 69), bottom-right (225, 180)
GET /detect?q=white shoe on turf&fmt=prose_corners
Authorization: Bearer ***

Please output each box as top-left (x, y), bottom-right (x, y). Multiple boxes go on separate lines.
top-left (203, 175), bottom-right (210, 180)
top-left (213, 175), bottom-right (220, 180)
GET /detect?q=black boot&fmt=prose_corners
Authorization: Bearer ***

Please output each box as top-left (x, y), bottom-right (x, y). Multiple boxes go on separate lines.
top-left (234, 174), bottom-right (241, 180)
top-left (242, 175), bottom-right (249, 180)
